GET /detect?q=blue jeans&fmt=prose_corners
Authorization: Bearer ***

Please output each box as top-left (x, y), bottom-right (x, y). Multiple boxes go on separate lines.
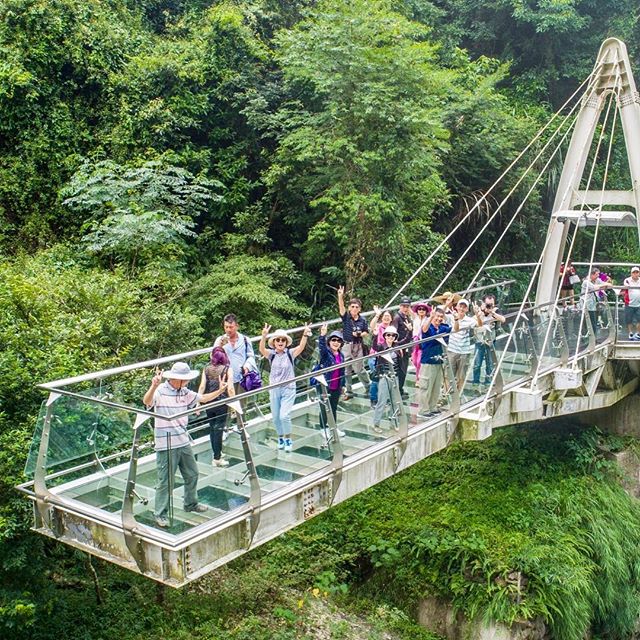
top-left (269, 386), bottom-right (297, 436)
top-left (155, 445), bottom-right (199, 517)
top-left (473, 343), bottom-right (493, 384)
top-left (368, 357), bottom-right (379, 402)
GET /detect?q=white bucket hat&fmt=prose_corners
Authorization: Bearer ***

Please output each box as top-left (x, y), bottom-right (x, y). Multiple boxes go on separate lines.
top-left (162, 361), bottom-right (199, 381)
top-left (382, 325), bottom-right (398, 338)
top-left (268, 329), bottom-right (293, 348)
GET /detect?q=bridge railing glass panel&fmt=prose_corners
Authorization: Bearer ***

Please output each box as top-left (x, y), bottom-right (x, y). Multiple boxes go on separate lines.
top-left (25, 393), bottom-right (139, 491)
top-left (494, 316), bottom-right (537, 385)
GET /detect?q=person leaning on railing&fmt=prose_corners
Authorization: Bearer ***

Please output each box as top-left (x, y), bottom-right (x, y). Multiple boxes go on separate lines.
top-left (471, 294), bottom-right (505, 386)
top-left (143, 362), bottom-right (229, 529)
top-left (580, 267), bottom-right (611, 336)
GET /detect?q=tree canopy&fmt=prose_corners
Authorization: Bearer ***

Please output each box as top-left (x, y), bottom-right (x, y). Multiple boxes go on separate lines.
top-left (1, 0), bottom-right (639, 636)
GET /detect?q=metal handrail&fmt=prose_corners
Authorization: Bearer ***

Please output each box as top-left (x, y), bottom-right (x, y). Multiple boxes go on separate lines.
top-left (37, 280), bottom-right (516, 390)
top-left (36, 294), bottom-right (577, 425)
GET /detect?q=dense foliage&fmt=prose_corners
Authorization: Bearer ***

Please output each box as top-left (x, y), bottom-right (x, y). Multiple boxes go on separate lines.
top-left (1, 0), bottom-right (640, 637)
top-left (261, 424), bottom-right (640, 640)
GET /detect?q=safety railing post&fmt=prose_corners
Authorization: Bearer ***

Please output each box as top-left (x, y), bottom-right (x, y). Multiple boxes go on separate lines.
top-left (315, 381), bottom-right (344, 502)
top-left (233, 406), bottom-right (261, 545)
top-left (122, 412), bottom-right (151, 572)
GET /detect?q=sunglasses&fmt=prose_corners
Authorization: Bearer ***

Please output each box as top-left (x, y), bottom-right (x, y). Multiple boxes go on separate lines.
top-left (329, 337), bottom-right (342, 343)
top-left (274, 337), bottom-right (287, 343)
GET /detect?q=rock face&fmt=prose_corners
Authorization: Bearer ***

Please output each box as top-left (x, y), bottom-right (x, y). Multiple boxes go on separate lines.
top-left (417, 597), bottom-right (547, 640)
top-left (609, 449), bottom-right (640, 498)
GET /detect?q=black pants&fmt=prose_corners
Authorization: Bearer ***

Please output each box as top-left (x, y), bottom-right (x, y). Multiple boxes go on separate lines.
top-left (397, 348), bottom-right (409, 394)
top-left (207, 405), bottom-right (228, 460)
top-left (320, 388), bottom-right (341, 430)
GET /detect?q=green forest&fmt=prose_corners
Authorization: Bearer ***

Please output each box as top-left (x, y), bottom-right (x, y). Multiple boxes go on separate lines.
top-left (2, 0), bottom-right (640, 638)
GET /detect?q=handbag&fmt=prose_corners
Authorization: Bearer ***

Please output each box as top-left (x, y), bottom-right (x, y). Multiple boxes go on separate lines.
top-left (569, 274), bottom-right (580, 285)
top-left (240, 369), bottom-right (262, 392)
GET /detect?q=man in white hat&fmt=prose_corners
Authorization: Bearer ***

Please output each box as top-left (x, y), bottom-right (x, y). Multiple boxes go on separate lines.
top-left (622, 266), bottom-right (640, 340)
top-left (143, 362), bottom-right (229, 528)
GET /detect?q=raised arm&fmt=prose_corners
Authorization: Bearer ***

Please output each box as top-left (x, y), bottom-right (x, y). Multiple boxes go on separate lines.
top-left (292, 324), bottom-right (312, 358)
top-left (369, 306), bottom-right (382, 333)
top-left (337, 285), bottom-right (346, 316)
top-left (200, 382), bottom-right (230, 404)
top-left (143, 369), bottom-right (163, 407)
top-left (421, 310), bottom-right (435, 334)
top-left (473, 303), bottom-right (483, 327)
top-left (258, 323), bottom-right (271, 359)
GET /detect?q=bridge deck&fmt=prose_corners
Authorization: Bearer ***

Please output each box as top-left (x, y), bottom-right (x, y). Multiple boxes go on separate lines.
top-left (17, 301), bottom-right (640, 586)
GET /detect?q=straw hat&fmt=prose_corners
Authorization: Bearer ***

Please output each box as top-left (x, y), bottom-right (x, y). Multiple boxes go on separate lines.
top-left (268, 329), bottom-right (293, 348)
top-left (432, 291), bottom-right (461, 305)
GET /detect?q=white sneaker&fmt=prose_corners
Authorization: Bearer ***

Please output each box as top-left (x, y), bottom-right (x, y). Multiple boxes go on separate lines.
top-left (213, 458), bottom-right (229, 467)
top-left (284, 438), bottom-right (293, 452)
top-left (337, 428), bottom-right (346, 438)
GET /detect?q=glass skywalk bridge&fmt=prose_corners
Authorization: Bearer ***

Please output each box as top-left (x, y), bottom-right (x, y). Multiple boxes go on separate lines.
top-left (17, 296), bottom-right (625, 586)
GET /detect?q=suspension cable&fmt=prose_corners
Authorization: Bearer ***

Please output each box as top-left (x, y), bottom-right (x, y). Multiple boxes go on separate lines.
top-left (462, 100), bottom-right (582, 293)
top-left (427, 65), bottom-right (606, 301)
top-left (383, 62), bottom-right (605, 309)
top-left (482, 58), bottom-right (619, 399)
top-left (532, 68), bottom-right (622, 380)
top-left (571, 66), bottom-right (622, 366)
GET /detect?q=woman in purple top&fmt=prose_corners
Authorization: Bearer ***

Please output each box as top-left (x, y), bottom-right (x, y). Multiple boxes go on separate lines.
top-left (318, 323), bottom-right (346, 436)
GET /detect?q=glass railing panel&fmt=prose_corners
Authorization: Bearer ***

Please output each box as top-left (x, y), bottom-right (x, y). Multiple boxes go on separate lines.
top-left (230, 384), bottom-right (332, 497)
top-left (614, 301), bottom-right (625, 342)
top-left (24, 393), bottom-right (136, 485)
top-left (130, 410), bottom-right (253, 533)
top-left (494, 318), bottom-right (536, 385)
top-left (596, 299), bottom-right (613, 344)
top-left (555, 306), bottom-right (578, 357)
top-left (24, 401), bottom-right (47, 478)
top-left (457, 332), bottom-right (490, 406)
top-left (531, 308), bottom-right (564, 373)
top-left (571, 310), bottom-right (593, 357)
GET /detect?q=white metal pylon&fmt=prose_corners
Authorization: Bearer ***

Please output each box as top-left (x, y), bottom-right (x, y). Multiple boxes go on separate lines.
top-left (535, 38), bottom-right (640, 306)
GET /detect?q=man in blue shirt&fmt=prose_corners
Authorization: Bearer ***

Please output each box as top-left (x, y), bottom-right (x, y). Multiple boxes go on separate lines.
top-left (213, 313), bottom-right (257, 393)
top-left (418, 306), bottom-right (451, 416)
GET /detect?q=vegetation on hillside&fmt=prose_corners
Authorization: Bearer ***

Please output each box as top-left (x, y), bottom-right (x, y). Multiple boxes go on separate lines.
top-left (1, 0), bottom-right (640, 637)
